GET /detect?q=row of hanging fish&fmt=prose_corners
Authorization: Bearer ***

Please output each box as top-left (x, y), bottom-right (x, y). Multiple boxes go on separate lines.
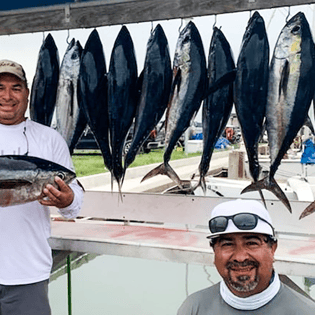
top-left (29, 24), bottom-right (174, 195)
top-left (29, 13), bottom-right (315, 218)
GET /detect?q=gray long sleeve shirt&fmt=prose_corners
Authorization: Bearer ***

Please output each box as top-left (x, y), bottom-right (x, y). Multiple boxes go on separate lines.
top-left (177, 282), bottom-right (315, 315)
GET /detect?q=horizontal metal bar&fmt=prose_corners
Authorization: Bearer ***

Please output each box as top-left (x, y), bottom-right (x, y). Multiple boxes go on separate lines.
top-left (0, 0), bottom-right (314, 35)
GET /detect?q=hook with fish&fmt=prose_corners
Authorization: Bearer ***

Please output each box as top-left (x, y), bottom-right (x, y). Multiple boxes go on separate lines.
top-left (213, 14), bottom-right (217, 29)
top-left (286, 6), bottom-right (291, 22)
top-left (66, 29), bottom-right (70, 44)
top-left (150, 21), bottom-right (154, 34)
top-left (178, 19), bottom-right (183, 33)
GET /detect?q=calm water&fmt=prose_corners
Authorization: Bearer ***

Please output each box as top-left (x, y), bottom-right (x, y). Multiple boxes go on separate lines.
top-left (49, 254), bottom-right (315, 315)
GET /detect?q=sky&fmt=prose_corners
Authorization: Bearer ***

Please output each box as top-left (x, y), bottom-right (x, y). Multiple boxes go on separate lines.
top-left (0, 4), bottom-right (314, 119)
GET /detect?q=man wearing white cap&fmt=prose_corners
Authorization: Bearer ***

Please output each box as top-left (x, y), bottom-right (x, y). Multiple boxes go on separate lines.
top-left (0, 59), bottom-right (84, 314)
top-left (177, 199), bottom-right (315, 314)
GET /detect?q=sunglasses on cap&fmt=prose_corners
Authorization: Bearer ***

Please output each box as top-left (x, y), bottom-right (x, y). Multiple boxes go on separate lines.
top-left (209, 212), bottom-right (275, 235)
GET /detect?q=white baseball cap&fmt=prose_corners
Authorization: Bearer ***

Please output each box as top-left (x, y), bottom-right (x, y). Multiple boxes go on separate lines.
top-left (0, 59), bottom-right (27, 82)
top-left (207, 199), bottom-right (275, 239)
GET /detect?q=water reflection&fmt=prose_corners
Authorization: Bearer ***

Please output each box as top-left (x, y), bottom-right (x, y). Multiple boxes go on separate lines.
top-left (49, 253), bottom-right (315, 314)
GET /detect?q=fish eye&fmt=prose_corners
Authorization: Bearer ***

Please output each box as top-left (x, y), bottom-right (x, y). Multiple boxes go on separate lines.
top-left (291, 26), bottom-right (300, 34)
top-left (182, 34), bottom-right (191, 44)
top-left (57, 172), bottom-right (65, 180)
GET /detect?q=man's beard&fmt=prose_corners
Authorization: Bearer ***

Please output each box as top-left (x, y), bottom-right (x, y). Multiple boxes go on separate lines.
top-left (226, 260), bottom-right (259, 293)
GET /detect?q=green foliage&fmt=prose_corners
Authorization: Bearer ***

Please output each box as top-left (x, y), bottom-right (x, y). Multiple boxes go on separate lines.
top-left (72, 149), bottom-right (202, 177)
top-left (72, 154), bottom-right (108, 177)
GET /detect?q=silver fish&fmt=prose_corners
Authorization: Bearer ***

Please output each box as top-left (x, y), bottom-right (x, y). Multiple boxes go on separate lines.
top-left (141, 21), bottom-right (207, 187)
top-left (51, 38), bottom-right (86, 154)
top-left (0, 155), bottom-right (76, 207)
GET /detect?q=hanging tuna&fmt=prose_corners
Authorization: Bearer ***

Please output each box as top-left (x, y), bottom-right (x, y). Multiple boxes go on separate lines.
top-left (234, 11), bottom-right (269, 204)
top-left (30, 33), bottom-right (59, 126)
top-left (51, 38), bottom-right (87, 155)
top-left (107, 25), bottom-right (138, 191)
top-left (196, 26), bottom-right (235, 194)
top-left (123, 24), bottom-right (172, 181)
top-left (141, 21), bottom-right (207, 188)
top-left (78, 29), bottom-right (112, 172)
top-left (242, 12), bottom-right (315, 213)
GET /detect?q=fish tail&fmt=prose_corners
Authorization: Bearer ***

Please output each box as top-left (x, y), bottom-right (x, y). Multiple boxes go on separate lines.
top-left (141, 163), bottom-right (165, 182)
top-left (121, 167), bottom-right (127, 187)
top-left (110, 171), bottom-right (114, 193)
top-left (200, 176), bottom-right (207, 195)
top-left (141, 162), bottom-right (184, 189)
top-left (193, 176), bottom-right (224, 197)
top-left (110, 170), bottom-right (124, 202)
top-left (258, 189), bottom-right (267, 209)
top-left (299, 201), bottom-right (315, 219)
top-left (117, 180), bottom-right (123, 203)
top-left (241, 177), bottom-right (292, 213)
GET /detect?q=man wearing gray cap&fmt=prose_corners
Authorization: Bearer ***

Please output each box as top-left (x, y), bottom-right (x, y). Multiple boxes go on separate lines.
top-left (0, 59), bottom-right (84, 314)
top-left (177, 199), bottom-right (315, 314)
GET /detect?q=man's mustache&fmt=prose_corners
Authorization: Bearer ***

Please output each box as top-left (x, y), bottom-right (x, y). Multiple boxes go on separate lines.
top-left (226, 260), bottom-right (259, 269)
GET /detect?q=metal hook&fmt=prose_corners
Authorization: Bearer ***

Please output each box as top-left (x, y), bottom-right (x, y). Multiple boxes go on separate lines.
top-left (178, 19), bottom-right (183, 33)
top-left (213, 15), bottom-right (217, 29)
top-left (286, 6), bottom-right (291, 22)
top-left (151, 21), bottom-right (154, 33)
top-left (42, 31), bottom-right (45, 43)
top-left (249, 10), bottom-right (252, 18)
top-left (66, 29), bottom-right (70, 44)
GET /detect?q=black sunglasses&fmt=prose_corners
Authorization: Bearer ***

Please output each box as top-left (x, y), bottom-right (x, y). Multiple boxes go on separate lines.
top-left (209, 212), bottom-right (274, 235)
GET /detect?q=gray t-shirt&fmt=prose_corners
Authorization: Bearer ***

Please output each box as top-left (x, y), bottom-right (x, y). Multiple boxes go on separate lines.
top-left (177, 282), bottom-right (315, 314)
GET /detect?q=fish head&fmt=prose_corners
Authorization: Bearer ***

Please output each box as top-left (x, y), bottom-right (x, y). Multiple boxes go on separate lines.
top-left (274, 12), bottom-right (305, 59)
top-left (65, 38), bottom-right (75, 54)
top-left (239, 11), bottom-right (267, 53)
top-left (174, 21), bottom-right (193, 68)
top-left (146, 24), bottom-right (168, 54)
top-left (69, 41), bottom-right (82, 63)
top-left (36, 159), bottom-right (76, 186)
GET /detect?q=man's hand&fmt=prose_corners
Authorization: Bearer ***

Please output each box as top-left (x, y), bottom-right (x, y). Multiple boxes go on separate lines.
top-left (39, 176), bottom-right (74, 208)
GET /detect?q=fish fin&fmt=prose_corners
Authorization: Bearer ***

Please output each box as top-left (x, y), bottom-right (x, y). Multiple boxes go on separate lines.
top-left (279, 60), bottom-right (289, 100)
top-left (112, 174), bottom-right (123, 202)
top-left (189, 176), bottom-right (206, 195)
top-left (267, 178), bottom-right (292, 213)
top-left (191, 176), bottom-right (224, 197)
top-left (200, 176), bottom-right (206, 195)
top-left (110, 171), bottom-right (114, 193)
top-left (0, 180), bottom-right (32, 189)
top-left (204, 69), bottom-right (236, 99)
top-left (241, 177), bottom-right (292, 213)
top-left (141, 162), bottom-right (183, 189)
top-left (66, 80), bottom-right (74, 117)
top-left (299, 201), bottom-right (315, 219)
top-left (76, 179), bottom-right (85, 192)
top-left (141, 163), bottom-right (165, 182)
top-left (170, 67), bottom-right (181, 96)
top-left (258, 189), bottom-right (267, 209)
top-left (117, 180), bottom-right (123, 203)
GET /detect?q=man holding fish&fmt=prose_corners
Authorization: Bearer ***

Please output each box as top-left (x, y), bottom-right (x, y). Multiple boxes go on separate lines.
top-left (177, 199), bottom-right (315, 314)
top-left (0, 59), bottom-right (83, 314)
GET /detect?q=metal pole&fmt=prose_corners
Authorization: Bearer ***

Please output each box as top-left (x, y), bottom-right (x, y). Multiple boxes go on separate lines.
top-left (67, 255), bottom-right (72, 315)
